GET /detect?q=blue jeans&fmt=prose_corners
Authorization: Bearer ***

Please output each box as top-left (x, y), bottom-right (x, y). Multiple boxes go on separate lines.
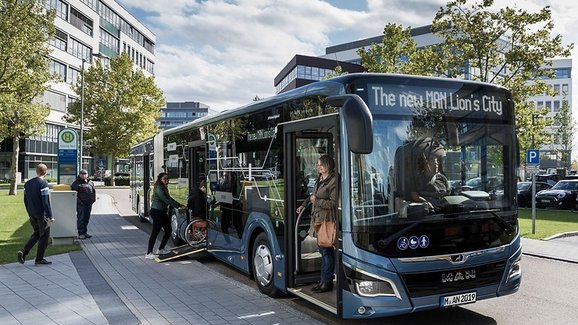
top-left (77, 202), bottom-right (93, 235)
top-left (319, 246), bottom-right (335, 283)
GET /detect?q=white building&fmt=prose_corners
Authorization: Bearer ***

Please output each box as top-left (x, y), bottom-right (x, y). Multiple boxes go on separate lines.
top-left (0, 0), bottom-right (156, 181)
top-left (529, 58), bottom-right (573, 169)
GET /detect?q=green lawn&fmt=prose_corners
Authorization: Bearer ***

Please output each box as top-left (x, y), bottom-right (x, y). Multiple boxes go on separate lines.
top-left (518, 208), bottom-right (578, 239)
top-left (0, 192), bottom-right (80, 264)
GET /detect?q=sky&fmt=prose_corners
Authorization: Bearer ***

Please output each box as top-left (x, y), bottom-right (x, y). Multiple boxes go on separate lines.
top-left (116, 0), bottom-right (578, 157)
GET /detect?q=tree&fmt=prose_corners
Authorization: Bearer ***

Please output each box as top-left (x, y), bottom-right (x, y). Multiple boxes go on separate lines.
top-left (553, 95), bottom-right (574, 168)
top-left (0, 0), bottom-right (55, 195)
top-left (432, 0), bottom-right (573, 157)
top-left (322, 65), bottom-right (347, 80)
top-left (357, 23), bottom-right (457, 76)
top-left (65, 53), bottom-right (165, 185)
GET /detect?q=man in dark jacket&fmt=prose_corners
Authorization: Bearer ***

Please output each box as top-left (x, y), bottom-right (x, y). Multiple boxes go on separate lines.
top-left (71, 169), bottom-right (96, 239)
top-left (187, 179), bottom-right (207, 220)
top-left (18, 163), bottom-right (54, 265)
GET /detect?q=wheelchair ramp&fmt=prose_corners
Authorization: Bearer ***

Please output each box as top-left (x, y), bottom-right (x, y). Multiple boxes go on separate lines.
top-left (155, 243), bottom-right (207, 262)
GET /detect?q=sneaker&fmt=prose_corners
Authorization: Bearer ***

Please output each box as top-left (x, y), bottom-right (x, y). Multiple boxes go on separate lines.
top-left (85, 234), bottom-right (92, 239)
top-left (78, 234), bottom-right (87, 240)
top-left (155, 248), bottom-right (170, 255)
top-left (145, 253), bottom-right (157, 260)
top-left (17, 251), bottom-right (25, 264)
top-left (35, 259), bottom-right (52, 265)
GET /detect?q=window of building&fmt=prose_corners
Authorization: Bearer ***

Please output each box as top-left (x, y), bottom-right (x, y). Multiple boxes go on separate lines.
top-left (562, 99), bottom-right (568, 109)
top-left (49, 29), bottom-right (67, 51)
top-left (49, 60), bottom-right (67, 82)
top-left (98, 3), bottom-right (121, 29)
top-left (68, 37), bottom-right (92, 60)
top-left (545, 101), bottom-right (552, 111)
top-left (562, 84), bottom-right (569, 95)
top-left (99, 29), bottom-right (119, 53)
top-left (70, 7), bottom-right (93, 36)
top-left (67, 66), bottom-right (80, 85)
top-left (536, 101), bottom-right (543, 109)
top-left (554, 68), bottom-right (571, 79)
top-left (553, 84), bottom-right (560, 96)
top-left (40, 90), bottom-right (67, 112)
top-left (45, 0), bottom-right (68, 21)
top-left (553, 100), bottom-right (560, 112)
top-left (80, 0), bottom-right (98, 11)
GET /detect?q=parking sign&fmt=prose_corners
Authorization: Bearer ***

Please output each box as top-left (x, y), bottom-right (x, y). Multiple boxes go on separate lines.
top-left (526, 149), bottom-right (540, 164)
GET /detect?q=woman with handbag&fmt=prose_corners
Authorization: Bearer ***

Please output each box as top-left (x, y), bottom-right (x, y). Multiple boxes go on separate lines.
top-left (296, 154), bottom-right (338, 293)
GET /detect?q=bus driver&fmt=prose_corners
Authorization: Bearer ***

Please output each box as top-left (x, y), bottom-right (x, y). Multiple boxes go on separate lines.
top-left (409, 138), bottom-right (450, 212)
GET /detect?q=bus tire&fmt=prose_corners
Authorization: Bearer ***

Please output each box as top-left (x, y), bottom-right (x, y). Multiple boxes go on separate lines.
top-left (252, 232), bottom-right (281, 297)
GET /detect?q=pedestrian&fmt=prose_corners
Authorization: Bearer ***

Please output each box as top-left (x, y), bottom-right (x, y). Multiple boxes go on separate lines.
top-left (18, 163), bottom-right (54, 265)
top-left (71, 169), bottom-right (96, 239)
top-left (296, 154), bottom-right (338, 293)
top-left (146, 172), bottom-right (185, 259)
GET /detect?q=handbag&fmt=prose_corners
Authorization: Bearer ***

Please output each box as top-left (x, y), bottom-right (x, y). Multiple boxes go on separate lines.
top-left (316, 220), bottom-right (336, 248)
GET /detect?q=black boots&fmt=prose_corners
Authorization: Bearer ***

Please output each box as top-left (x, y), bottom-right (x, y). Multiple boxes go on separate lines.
top-left (312, 281), bottom-right (333, 293)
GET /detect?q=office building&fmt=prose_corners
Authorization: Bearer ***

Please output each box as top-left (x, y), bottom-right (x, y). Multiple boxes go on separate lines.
top-left (274, 54), bottom-right (364, 94)
top-left (0, 0), bottom-right (156, 181)
top-left (158, 101), bottom-right (214, 130)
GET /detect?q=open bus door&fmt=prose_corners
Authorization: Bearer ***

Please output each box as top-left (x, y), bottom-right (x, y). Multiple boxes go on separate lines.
top-left (157, 140), bottom-right (209, 262)
top-left (283, 114), bottom-right (341, 316)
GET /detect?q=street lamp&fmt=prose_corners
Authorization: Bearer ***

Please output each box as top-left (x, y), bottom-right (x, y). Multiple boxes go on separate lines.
top-left (79, 53), bottom-right (107, 172)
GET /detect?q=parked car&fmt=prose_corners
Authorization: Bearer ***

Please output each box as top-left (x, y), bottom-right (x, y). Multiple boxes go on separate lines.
top-left (464, 176), bottom-right (503, 192)
top-left (516, 181), bottom-right (552, 207)
top-left (535, 179), bottom-right (578, 210)
top-left (534, 174), bottom-right (560, 186)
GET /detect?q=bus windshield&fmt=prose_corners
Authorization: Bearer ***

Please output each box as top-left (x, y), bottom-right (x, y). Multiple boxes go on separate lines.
top-left (349, 79), bottom-right (518, 258)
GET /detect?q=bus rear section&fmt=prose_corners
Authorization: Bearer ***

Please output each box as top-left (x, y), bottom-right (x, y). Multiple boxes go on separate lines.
top-left (337, 75), bottom-right (521, 318)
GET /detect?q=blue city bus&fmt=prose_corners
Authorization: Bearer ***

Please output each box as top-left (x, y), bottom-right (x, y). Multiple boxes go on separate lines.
top-left (129, 73), bottom-right (521, 319)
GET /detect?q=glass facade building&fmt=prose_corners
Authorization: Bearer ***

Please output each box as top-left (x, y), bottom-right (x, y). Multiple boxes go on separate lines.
top-left (0, 0), bottom-right (156, 182)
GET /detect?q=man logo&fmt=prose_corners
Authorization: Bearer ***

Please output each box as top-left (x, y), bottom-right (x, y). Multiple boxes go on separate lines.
top-left (450, 254), bottom-right (465, 263)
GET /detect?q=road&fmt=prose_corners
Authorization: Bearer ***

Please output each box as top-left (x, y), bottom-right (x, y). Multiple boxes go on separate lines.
top-left (107, 188), bottom-right (578, 324)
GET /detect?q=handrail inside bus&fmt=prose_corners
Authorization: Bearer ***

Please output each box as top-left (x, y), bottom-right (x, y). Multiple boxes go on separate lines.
top-left (294, 206), bottom-right (309, 273)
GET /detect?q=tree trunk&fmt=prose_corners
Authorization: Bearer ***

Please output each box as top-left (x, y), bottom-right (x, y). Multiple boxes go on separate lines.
top-left (9, 136), bottom-right (20, 196)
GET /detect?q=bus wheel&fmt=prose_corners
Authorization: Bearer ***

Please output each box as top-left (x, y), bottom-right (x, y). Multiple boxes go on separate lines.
top-left (252, 233), bottom-right (281, 297)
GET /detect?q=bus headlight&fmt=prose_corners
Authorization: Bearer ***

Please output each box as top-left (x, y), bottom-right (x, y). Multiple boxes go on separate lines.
top-left (507, 254), bottom-right (521, 282)
top-left (354, 279), bottom-right (397, 297)
top-left (344, 263), bottom-right (400, 298)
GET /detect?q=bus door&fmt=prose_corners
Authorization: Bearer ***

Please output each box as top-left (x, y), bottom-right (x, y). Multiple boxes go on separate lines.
top-left (283, 114), bottom-right (340, 315)
top-left (141, 153), bottom-right (151, 222)
top-left (188, 140), bottom-right (207, 192)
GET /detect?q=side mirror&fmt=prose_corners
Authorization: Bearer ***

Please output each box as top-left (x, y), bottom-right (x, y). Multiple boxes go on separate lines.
top-left (326, 94), bottom-right (373, 154)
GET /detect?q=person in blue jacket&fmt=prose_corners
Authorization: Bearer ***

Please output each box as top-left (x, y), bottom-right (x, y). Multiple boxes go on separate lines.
top-left (145, 172), bottom-right (185, 259)
top-left (18, 164), bottom-right (54, 265)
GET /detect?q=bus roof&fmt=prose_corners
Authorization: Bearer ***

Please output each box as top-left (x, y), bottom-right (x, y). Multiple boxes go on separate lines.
top-left (163, 73), bottom-right (511, 136)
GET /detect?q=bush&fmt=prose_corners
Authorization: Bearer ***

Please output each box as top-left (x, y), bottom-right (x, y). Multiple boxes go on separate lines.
top-left (104, 176), bottom-right (130, 186)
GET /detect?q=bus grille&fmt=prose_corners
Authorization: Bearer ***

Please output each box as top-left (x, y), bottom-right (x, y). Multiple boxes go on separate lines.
top-left (400, 262), bottom-right (506, 298)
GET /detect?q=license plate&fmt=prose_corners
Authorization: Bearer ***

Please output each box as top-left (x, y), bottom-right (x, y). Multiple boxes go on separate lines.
top-left (540, 199), bottom-right (549, 203)
top-left (440, 292), bottom-right (477, 308)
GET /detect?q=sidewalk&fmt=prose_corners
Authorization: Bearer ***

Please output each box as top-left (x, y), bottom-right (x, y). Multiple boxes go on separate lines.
top-left (0, 193), bottom-right (323, 325)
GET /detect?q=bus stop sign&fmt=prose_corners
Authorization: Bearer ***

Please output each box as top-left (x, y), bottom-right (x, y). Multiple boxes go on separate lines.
top-left (526, 149), bottom-right (540, 164)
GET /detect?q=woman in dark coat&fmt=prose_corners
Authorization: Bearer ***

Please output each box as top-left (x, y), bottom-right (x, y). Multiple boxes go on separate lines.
top-left (296, 154), bottom-right (338, 293)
